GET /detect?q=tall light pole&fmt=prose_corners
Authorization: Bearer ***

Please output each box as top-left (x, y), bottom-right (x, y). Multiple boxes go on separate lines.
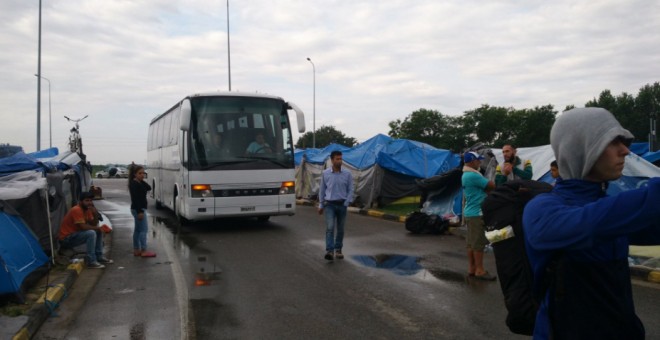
top-left (36, 0), bottom-right (42, 151)
top-left (306, 57), bottom-right (316, 148)
top-left (35, 74), bottom-right (52, 148)
top-left (227, 0), bottom-right (232, 91)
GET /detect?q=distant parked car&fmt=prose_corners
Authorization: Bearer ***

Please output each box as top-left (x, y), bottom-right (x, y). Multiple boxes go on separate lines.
top-left (96, 166), bottom-right (129, 178)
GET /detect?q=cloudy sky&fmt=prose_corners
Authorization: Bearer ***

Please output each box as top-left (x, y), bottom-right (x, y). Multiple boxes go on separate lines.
top-left (2, 0), bottom-right (659, 165)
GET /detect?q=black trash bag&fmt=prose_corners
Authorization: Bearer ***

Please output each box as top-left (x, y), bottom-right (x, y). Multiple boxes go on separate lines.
top-left (405, 212), bottom-right (448, 234)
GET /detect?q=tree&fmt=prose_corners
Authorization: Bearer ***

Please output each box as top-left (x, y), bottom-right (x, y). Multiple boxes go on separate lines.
top-left (634, 82), bottom-right (660, 144)
top-left (388, 109), bottom-right (463, 150)
top-left (506, 105), bottom-right (557, 147)
top-left (295, 125), bottom-right (358, 149)
top-left (461, 105), bottom-right (512, 147)
top-left (587, 85), bottom-right (660, 142)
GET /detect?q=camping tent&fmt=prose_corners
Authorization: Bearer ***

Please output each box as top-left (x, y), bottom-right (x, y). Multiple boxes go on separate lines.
top-left (490, 145), bottom-right (660, 195)
top-left (295, 134), bottom-right (461, 208)
top-left (420, 143), bottom-right (660, 221)
top-left (0, 200), bottom-right (49, 300)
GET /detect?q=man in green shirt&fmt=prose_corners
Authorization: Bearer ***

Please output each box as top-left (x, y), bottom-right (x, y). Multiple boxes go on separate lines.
top-left (495, 144), bottom-right (533, 186)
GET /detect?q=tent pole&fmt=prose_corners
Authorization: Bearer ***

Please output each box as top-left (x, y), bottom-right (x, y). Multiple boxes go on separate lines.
top-left (44, 188), bottom-right (55, 264)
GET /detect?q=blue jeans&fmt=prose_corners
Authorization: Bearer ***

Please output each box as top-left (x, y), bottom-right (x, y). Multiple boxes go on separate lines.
top-left (324, 204), bottom-right (347, 252)
top-left (60, 230), bottom-right (103, 264)
top-left (131, 209), bottom-right (148, 250)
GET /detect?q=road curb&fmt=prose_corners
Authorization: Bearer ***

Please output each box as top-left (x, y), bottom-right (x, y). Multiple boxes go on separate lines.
top-left (12, 263), bottom-right (83, 340)
top-left (10, 213), bottom-right (112, 340)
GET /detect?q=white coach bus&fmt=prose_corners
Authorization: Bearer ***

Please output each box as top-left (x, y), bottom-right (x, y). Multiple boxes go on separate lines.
top-left (147, 92), bottom-right (305, 222)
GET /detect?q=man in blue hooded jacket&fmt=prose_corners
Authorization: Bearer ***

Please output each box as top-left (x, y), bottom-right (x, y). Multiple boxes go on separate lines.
top-left (523, 107), bottom-right (660, 339)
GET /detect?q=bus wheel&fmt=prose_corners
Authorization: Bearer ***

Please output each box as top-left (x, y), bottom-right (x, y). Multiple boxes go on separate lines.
top-left (174, 190), bottom-right (188, 224)
top-left (257, 216), bottom-right (270, 222)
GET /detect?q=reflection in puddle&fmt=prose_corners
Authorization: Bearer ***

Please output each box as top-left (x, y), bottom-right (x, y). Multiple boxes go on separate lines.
top-left (353, 254), bottom-right (470, 285)
top-left (195, 255), bottom-right (222, 286)
top-left (151, 216), bottom-right (222, 287)
top-left (352, 254), bottom-right (423, 276)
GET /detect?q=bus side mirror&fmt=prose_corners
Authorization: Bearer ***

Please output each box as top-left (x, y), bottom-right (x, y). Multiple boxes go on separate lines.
top-left (287, 102), bottom-right (306, 133)
top-left (180, 100), bottom-right (192, 131)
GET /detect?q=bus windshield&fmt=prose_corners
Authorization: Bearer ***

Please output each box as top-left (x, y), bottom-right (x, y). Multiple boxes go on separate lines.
top-left (188, 96), bottom-right (295, 170)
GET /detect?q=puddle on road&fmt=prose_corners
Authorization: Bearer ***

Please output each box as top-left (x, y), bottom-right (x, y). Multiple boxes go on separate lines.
top-left (352, 254), bottom-right (469, 284)
top-left (352, 254), bottom-right (423, 276)
top-left (151, 216), bottom-right (223, 288)
top-left (151, 215), bottom-right (471, 288)
top-left (194, 255), bottom-right (222, 286)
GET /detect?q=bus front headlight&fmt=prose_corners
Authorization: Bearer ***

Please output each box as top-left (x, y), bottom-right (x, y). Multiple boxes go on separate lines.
top-left (191, 184), bottom-right (214, 198)
top-left (279, 181), bottom-right (295, 195)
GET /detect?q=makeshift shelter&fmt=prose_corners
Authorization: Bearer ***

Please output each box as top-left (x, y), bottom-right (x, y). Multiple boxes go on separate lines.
top-left (0, 200), bottom-right (49, 301)
top-left (0, 148), bottom-right (91, 257)
top-left (295, 143), bottom-right (350, 200)
top-left (489, 145), bottom-right (660, 194)
top-left (419, 143), bottom-right (660, 223)
top-left (295, 134), bottom-right (461, 208)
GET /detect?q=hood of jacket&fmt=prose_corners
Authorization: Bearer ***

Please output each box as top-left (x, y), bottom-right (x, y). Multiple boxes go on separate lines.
top-left (550, 107), bottom-right (633, 180)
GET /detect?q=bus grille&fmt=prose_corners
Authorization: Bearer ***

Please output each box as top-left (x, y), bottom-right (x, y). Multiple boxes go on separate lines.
top-left (212, 188), bottom-right (280, 197)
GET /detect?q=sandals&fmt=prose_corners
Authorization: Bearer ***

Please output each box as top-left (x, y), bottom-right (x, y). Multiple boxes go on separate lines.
top-left (473, 271), bottom-right (497, 281)
top-left (141, 251), bottom-right (157, 258)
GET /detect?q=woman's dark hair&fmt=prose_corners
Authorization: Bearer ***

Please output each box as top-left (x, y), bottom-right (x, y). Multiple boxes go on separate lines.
top-left (128, 164), bottom-right (145, 186)
top-left (550, 160), bottom-right (558, 168)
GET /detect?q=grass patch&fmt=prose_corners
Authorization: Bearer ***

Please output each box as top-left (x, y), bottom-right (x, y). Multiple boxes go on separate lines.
top-left (374, 203), bottom-right (420, 217)
top-left (0, 303), bottom-right (29, 317)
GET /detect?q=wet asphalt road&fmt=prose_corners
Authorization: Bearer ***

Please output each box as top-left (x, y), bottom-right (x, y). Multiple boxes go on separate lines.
top-left (40, 179), bottom-right (660, 339)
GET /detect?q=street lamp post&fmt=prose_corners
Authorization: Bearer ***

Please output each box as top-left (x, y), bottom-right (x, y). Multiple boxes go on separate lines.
top-left (227, 0), bottom-right (232, 91)
top-left (36, 0), bottom-right (42, 151)
top-left (306, 57), bottom-right (316, 148)
top-left (34, 74), bottom-right (52, 148)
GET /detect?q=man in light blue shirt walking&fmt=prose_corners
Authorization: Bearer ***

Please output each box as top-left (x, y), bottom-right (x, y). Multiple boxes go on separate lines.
top-left (318, 151), bottom-right (354, 261)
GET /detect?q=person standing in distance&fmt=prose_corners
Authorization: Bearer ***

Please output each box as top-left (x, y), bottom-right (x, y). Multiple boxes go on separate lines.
top-left (495, 144), bottom-right (533, 186)
top-left (128, 165), bottom-right (155, 257)
top-left (523, 107), bottom-right (660, 339)
top-left (318, 151), bottom-right (354, 261)
top-left (462, 151), bottom-right (497, 280)
top-left (549, 160), bottom-right (561, 186)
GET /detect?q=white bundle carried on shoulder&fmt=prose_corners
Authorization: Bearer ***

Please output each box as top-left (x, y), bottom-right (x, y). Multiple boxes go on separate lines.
top-left (485, 225), bottom-right (515, 244)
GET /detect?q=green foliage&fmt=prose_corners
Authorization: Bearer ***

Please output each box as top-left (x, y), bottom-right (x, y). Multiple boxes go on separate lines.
top-left (586, 82), bottom-right (660, 142)
top-left (387, 81), bottom-right (660, 150)
top-left (390, 105), bottom-right (557, 150)
top-left (388, 109), bottom-right (460, 150)
top-left (295, 125), bottom-right (358, 149)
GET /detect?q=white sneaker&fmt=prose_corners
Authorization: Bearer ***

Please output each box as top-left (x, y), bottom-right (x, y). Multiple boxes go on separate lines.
top-left (87, 261), bottom-right (105, 269)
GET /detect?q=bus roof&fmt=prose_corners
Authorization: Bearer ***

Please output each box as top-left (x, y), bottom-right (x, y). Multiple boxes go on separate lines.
top-left (150, 91), bottom-right (286, 125)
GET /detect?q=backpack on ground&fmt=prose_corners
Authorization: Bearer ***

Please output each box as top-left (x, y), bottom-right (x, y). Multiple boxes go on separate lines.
top-left (481, 179), bottom-right (553, 336)
top-left (405, 211), bottom-right (449, 234)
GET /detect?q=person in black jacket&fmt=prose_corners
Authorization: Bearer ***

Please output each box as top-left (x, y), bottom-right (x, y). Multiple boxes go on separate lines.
top-left (128, 165), bottom-right (154, 257)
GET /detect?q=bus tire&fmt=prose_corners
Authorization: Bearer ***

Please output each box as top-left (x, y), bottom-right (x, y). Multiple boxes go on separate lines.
top-left (174, 188), bottom-right (188, 224)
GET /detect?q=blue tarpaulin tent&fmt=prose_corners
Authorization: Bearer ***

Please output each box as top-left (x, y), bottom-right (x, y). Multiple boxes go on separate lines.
top-left (0, 201), bottom-right (48, 299)
top-left (295, 134), bottom-right (461, 207)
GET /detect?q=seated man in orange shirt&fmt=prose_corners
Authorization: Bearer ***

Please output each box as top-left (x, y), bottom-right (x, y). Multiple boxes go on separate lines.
top-left (59, 192), bottom-right (113, 269)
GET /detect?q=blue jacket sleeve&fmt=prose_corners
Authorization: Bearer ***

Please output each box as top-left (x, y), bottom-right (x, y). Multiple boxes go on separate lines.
top-left (524, 178), bottom-right (660, 251)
